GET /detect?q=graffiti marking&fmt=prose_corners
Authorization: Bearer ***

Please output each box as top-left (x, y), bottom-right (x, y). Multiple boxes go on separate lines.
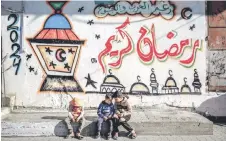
top-left (167, 30), bottom-right (177, 39)
top-left (7, 13), bottom-right (21, 75)
top-left (98, 18), bottom-right (202, 73)
top-left (91, 58), bottom-right (97, 63)
top-left (26, 54), bottom-right (32, 61)
top-left (55, 48), bottom-right (66, 62)
top-left (98, 18), bottom-right (134, 73)
top-left (87, 20), bottom-right (94, 25)
top-left (78, 6), bottom-right (84, 13)
top-left (45, 47), bottom-right (53, 55)
top-left (68, 48), bottom-right (75, 54)
top-left (49, 61), bottom-right (57, 69)
top-left (64, 63), bottom-right (71, 71)
top-left (189, 24), bottom-right (195, 31)
top-left (94, 0), bottom-right (175, 20)
top-left (192, 69), bottom-right (202, 92)
top-left (85, 73), bottom-right (97, 89)
top-left (95, 34), bottom-right (100, 40)
top-left (100, 69), bottom-right (125, 93)
top-left (181, 7), bottom-right (192, 20)
top-left (28, 66), bottom-right (34, 72)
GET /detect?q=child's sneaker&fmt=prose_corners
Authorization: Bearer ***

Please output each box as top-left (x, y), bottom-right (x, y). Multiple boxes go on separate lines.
top-left (112, 132), bottom-right (118, 140)
top-left (64, 129), bottom-right (73, 139)
top-left (95, 131), bottom-right (100, 139)
top-left (106, 132), bottom-right (111, 140)
top-left (127, 131), bottom-right (137, 139)
top-left (75, 133), bottom-right (84, 140)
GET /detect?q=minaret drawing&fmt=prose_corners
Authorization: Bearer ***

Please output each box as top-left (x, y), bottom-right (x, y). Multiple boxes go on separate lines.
top-left (192, 69), bottom-right (202, 93)
top-left (150, 68), bottom-right (159, 95)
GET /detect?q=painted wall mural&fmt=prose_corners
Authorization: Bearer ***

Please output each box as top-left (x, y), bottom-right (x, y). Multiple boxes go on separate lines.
top-left (86, 68), bottom-right (202, 95)
top-left (98, 17), bottom-right (203, 73)
top-left (7, 13), bottom-right (21, 75)
top-left (94, 0), bottom-right (175, 20)
top-left (23, 0), bottom-right (205, 95)
top-left (27, 1), bottom-right (86, 92)
top-left (1, 0), bottom-right (207, 101)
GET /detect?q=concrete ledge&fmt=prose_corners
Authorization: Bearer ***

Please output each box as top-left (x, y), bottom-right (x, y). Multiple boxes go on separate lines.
top-left (1, 109), bottom-right (213, 137)
top-left (1, 107), bottom-right (11, 119)
top-left (1, 94), bottom-right (16, 111)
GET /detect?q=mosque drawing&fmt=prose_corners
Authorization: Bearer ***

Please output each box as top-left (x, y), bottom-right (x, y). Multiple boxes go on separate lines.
top-left (86, 69), bottom-right (202, 95)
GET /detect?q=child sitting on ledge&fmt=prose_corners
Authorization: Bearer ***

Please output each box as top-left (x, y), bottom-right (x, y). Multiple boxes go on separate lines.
top-left (112, 91), bottom-right (137, 140)
top-left (65, 97), bottom-right (85, 140)
top-left (95, 93), bottom-right (114, 140)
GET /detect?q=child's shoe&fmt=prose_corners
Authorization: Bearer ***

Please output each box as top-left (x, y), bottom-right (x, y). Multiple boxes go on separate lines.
top-left (112, 132), bottom-right (118, 140)
top-left (127, 131), bottom-right (137, 139)
top-left (75, 133), bottom-right (84, 140)
top-left (106, 132), bottom-right (111, 140)
top-left (64, 129), bottom-right (73, 139)
top-left (95, 131), bottom-right (100, 139)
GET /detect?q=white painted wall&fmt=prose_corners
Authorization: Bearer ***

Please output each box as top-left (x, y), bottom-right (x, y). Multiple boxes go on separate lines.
top-left (1, 1), bottom-right (225, 116)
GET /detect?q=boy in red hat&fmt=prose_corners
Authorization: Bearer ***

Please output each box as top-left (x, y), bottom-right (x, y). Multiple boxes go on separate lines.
top-left (65, 97), bottom-right (84, 140)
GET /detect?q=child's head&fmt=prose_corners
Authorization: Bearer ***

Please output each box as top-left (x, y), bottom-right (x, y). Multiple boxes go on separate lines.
top-left (70, 97), bottom-right (83, 107)
top-left (104, 93), bottom-right (112, 104)
top-left (112, 91), bottom-right (123, 102)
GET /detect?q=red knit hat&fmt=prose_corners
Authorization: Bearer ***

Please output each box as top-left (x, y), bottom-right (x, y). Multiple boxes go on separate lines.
top-left (70, 98), bottom-right (84, 106)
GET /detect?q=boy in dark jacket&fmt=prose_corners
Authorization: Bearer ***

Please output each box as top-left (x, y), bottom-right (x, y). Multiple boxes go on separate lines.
top-left (112, 91), bottom-right (137, 140)
top-left (95, 93), bottom-right (114, 140)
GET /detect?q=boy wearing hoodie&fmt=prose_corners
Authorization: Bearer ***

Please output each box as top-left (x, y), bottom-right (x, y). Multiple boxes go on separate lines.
top-left (65, 97), bottom-right (85, 140)
top-left (112, 91), bottom-right (137, 140)
top-left (95, 93), bottom-right (114, 140)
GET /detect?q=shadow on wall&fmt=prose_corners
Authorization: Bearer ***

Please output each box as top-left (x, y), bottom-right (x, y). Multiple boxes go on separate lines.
top-left (196, 94), bottom-right (226, 122)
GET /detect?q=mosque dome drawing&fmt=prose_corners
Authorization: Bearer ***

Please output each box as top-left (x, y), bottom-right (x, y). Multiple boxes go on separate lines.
top-left (162, 70), bottom-right (179, 94)
top-left (180, 77), bottom-right (191, 93)
top-left (130, 76), bottom-right (150, 95)
top-left (100, 69), bottom-right (125, 93)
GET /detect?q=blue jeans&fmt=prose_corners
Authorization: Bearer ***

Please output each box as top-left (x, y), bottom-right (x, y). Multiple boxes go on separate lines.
top-left (97, 117), bottom-right (113, 133)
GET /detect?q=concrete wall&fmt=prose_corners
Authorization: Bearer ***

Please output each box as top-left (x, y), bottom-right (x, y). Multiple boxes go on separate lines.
top-left (1, 1), bottom-right (225, 116)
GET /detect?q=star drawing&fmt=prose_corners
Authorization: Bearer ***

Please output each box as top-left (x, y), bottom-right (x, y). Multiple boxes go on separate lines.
top-left (28, 66), bottom-right (34, 72)
top-left (78, 6), bottom-right (84, 13)
top-left (49, 61), bottom-right (56, 69)
top-left (64, 63), bottom-right (71, 71)
top-left (45, 47), bottom-right (53, 55)
top-left (87, 20), bottom-right (94, 25)
top-left (68, 48), bottom-right (75, 54)
top-left (85, 73), bottom-right (97, 89)
top-left (26, 54), bottom-right (32, 60)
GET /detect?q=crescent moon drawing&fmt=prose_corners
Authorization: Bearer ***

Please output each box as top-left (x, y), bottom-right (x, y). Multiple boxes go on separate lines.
top-left (55, 48), bottom-right (66, 62)
top-left (181, 7), bottom-right (192, 20)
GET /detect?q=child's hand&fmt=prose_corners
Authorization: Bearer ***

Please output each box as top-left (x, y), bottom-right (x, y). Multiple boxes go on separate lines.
top-left (76, 118), bottom-right (80, 122)
top-left (116, 111), bottom-right (120, 114)
top-left (119, 113), bottom-right (124, 117)
top-left (113, 114), bottom-right (119, 119)
top-left (103, 116), bottom-right (108, 121)
top-left (72, 118), bottom-right (76, 122)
